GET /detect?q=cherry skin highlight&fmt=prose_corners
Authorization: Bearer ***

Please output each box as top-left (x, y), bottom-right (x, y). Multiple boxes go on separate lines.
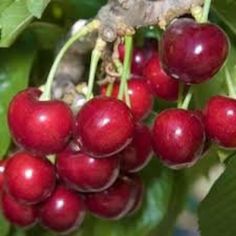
top-left (120, 123), bottom-right (152, 173)
top-left (204, 96), bottom-right (236, 148)
top-left (4, 152), bottom-right (56, 205)
top-left (74, 96), bottom-right (135, 157)
top-left (85, 176), bottom-right (136, 220)
top-left (0, 160), bottom-right (6, 193)
top-left (143, 55), bottom-right (179, 101)
top-left (101, 79), bottom-right (154, 120)
top-left (1, 191), bottom-right (37, 228)
top-left (152, 109), bottom-right (205, 168)
top-left (159, 18), bottom-right (229, 84)
top-left (39, 185), bottom-right (86, 233)
top-left (8, 88), bottom-right (73, 154)
top-left (56, 149), bottom-right (120, 192)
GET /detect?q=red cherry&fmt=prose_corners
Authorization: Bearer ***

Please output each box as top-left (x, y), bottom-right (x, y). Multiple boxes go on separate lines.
top-left (74, 96), bottom-right (135, 157)
top-left (204, 96), bottom-right (236, 148)
top-left (159, 18), bottom-right (229, 84)
top-left (8, 88), bottom-right (73, 154)
top-left (39, 185), bottom-right (85, 233)
top-left (1, 191), bottom-right (37, 227)
top-left (5, 152), bottom-right (56, 205)
top-left (85, 176), bottom-right (136, 220)
top-left (0, 160), bottom-right (6, 193)
top-left (143, 55), bottom-right (179, 101)
top-left (152, 109), bottom-right (205, 168)
top-left (120, 123), bottom-right (152, 173)
top-left (101, 79), bottom-right (153, 120)
top-left (56, 149), bottom-right (120, 192)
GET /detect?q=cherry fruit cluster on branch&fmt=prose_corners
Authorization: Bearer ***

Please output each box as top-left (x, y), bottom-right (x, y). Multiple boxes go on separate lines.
top-left (0, 13), bottom-right (231, 235)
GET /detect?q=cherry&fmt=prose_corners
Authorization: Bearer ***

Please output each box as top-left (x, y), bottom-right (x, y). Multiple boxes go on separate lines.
top-left (85, 176), bottom-right (136, 220)
top-left (4, 152), bottom-right (56, 205)
top-left (120, 123), bottom-right (152, 173)
top-left (204, 96), bottom-right (236, 148)
top-left (8, 88), bottom-right (73, 154)
top-left (159, 18), bottom-right (229, 84)
top-left (56, 149), bottom-right (120, 192)
top-left (0, 160), bottom-right (6, 193)
top-left (74, 96), bottom-right (135, 157)
top-left (152, 109), bottom-right (205, 168)
top-left (143, 55), bottom-right (179, 101)
top-left (39, 185), bottom-right (85, 233)
top-left (101, 79), bottom-right (154, 120)
top-left (142, 38), bottom-right (158, 60)
top-left (1, 191), bottom-right (37, 228)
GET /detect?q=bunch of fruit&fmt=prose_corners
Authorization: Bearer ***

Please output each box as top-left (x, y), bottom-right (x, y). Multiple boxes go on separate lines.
top-left (0, 17), bottom-right (231, 234)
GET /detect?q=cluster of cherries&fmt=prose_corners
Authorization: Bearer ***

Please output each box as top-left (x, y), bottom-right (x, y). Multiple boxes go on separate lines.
top-left (0, 17), bottom-right (232, 233)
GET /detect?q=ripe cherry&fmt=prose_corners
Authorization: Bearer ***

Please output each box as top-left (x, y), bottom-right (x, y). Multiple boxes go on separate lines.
top-left (204, 96), bottom-right (236, 148)
top-left (74, 96), bottom-right (135, 157)
top-left (120, 123), bottom-right (152, 173)
top-left (0, 160), bottom-right (6, 193)
top-left (159, 18), bottom-right (229, 84)
top-left (39, 185), bottom-right (85, 233)
top-left (1, 191), bottom-right (37, 228)
top-left (4, 152), bottom-right (56, 205)
top-left (152, 109), bottom-right (205, 168)
top-left (101, 79), bottom-right (154, 120)
top-left (85, 176), bottom-right (136, 220)
top-left (56, 149), bottom-right (120, 192)
top-left (8, 88), bottom-right (73, 154)
top-left (143, 55), bottom-right (179, 101)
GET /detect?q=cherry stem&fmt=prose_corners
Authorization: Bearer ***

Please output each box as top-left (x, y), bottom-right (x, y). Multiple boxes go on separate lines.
top-left (181, 87), bottom-right (194, 110)
top-left (106, 82), bottom-right (114, 96)
top-left (86, 38), bottom-right (106, 100)
top-left (177, 82), bottom-right (184, 108)
top-left (201, 0), bottom-right (212, 22)
top-left (118, 35), bottom-right (133, 101)
top-left (225, 67), bottom-right (236, 98)
top-left (40, 20), bottom-right (100, 101)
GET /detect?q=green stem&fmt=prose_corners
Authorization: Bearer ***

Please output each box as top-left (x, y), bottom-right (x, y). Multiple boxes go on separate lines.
top-left (125, 83), bottom-right (131, 107)
top-left (181, 87), bottom-right (194, 110)
top-left (40, 20), bottom-right (100, 101)
top-left (86, 38), bottom-right (106, 100)
top-left (225, 67), bottom-right (236, 98)
top-left (106, 82), bottom-right (114, 97)
top-left (118, 35), bottom-right (133, 100)
top-left (201, 0), bottom-right (212, 22)
top-left (177, 82), bottom-right (184, 108)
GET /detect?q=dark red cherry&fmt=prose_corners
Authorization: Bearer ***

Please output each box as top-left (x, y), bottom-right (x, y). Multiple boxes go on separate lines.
top-left (39, 185), bottom-right (85, 233)
top-left (101, 79), bottom-right (154, 120)
top-left (143, 55), bottom-right (179, 101)
top-left (152, 109), bottom-right (205, 168)
top-left (85, 176), bottom-right (136, 220)
top-left (74, 96), bottom-right (135, 157)
top-left (5, 152), bottom-right (56, 205)
top-left (120, 123), bottom-right (152, 173)
top-left (143, 37), bottom-right (158, 60)
top-left (159, 18), bottom-right (229, 84)
top-left (0, 160), bottom-right (6, 193)
top-left (128, 175), bottom-right (144, 215)
top-left (56, 149), bottom-right (120, 192)
top-left (204, 96), bottom-right (236, 148)
top-left (8, 88), bottom-right (73, 154)
top-left (1, 191), bottom-right (37, 227)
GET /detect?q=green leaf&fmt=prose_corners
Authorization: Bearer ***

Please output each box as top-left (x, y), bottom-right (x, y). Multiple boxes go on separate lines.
top-left (212, 0), bottom-right (236, 35)
top-left (26, 0), bottom-right (51, 18)
top-left (198, 154), bottom-right (236, 236)
top-left (0, 44), bottom-right (36, 157)
top-left (0, 0), bottom-right (13, 14)
top-left (0, 214), bottom-right (10, 236)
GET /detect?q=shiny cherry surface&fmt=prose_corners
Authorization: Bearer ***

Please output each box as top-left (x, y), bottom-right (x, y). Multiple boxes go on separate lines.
top-left (85, 176), bottom-right (136, 220)
top-left (74, 96), bottom-right (135, 157)
top-left (152, 109), bottom-right (205, 168)
top-left (204, 96), bottom-right (236, 148)
top-left (39, 185), bottom-right (85, 233)
top-left (1, 191), bottom-right (37, 227)
top-left (8, 88), bottom-right (73, 154)
top-left (56, 149), bottom-right (120, 192)
top-left (159, 18), bottom-right (229, 84)
top-left (120, 123), bottom-right (152, 173)
top-left (0, 160), bottom-right (6, 193)
top-left (5, 152), bottom-right (56, 204)
top-left (143, 55), bottom-right (179, 101)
